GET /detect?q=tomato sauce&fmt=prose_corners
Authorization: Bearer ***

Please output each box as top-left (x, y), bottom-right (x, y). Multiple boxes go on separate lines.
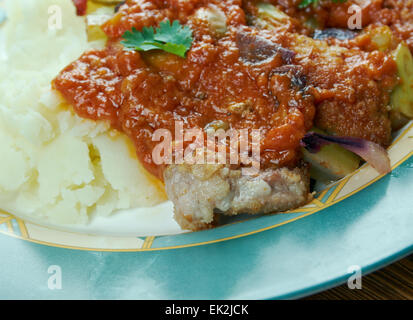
top-left (262, 0), bottom-right (413, 52)
top-left (53, 0), bottom-right (398, 180)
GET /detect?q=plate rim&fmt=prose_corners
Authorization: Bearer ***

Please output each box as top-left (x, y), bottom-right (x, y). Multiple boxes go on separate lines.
top-left (0, 154), bottom-right (412, 300)
top-left (269, 245), bottom-right (413, 300)
top-left (0, 122), bottom-right (412, 252)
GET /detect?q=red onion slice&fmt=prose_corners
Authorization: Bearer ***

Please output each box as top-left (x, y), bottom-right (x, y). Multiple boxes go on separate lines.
top-left (301, 132), bottom-right (391, 175)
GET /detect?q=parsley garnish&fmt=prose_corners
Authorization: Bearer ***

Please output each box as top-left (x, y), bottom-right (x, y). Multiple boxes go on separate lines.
top-left (299, 0), bottom-right (347, 9)
top-left (121, 20), bottom-right (193, 58)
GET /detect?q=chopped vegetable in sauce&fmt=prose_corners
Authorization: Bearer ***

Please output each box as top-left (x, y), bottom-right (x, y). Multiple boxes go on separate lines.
top-left (391, 43), bottom-right (413, 118)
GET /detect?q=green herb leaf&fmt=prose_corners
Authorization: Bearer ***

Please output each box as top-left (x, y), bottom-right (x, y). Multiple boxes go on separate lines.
top-left (299, 0), bottom-right (347, 9)
top-left (121, 20), bottom-right (193, 58)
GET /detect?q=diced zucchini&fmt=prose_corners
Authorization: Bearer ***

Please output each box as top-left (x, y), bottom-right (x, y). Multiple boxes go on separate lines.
top-left (302, 129), bottom-right (361, 181)
top-left (86, 6), bottom-right (114, 42)
top-left (255, 3), bottom-right (291, 29)
top-left (257, 3), bottom-right (290, 22)
top-left (391, 43), bottom-right (413, 118)
top-left (367, 26), bottom-right (395, 52)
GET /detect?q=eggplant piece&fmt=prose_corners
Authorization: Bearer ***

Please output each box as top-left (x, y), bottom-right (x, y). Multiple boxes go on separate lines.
top-left (271, 65), bottom-right (307, 90)
top-left (313, 28), bottom-right (357, 41)
top-left (236, 30), bottom-right (295, 64)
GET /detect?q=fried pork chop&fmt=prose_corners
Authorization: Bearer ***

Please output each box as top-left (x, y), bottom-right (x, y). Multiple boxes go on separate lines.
top-left (164, 163), bottom-right (311, 230)
top-left (53, 0), bottom-right (398, 230)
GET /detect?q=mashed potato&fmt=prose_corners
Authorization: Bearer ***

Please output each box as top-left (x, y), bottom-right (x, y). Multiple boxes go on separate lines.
top-left (0, 0), bottom-right (167, 225)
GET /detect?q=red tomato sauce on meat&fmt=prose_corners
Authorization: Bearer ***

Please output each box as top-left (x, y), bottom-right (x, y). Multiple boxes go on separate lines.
top-left (53, 0), bottom-right (398, 180)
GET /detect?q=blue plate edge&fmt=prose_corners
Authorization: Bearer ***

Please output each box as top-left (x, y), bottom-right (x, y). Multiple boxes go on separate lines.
top-left (271, 244), bottom-right (413, 300)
